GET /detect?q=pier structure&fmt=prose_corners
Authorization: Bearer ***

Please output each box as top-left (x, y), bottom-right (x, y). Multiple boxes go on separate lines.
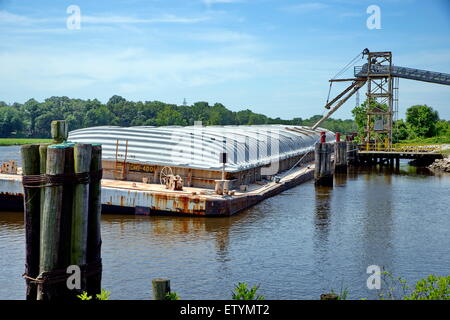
top-left (357, 143), bottom-right (444, 168)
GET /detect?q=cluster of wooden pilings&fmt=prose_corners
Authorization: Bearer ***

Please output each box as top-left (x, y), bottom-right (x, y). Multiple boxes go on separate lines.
top-left (314, 132), bottom-right (358, 186)
top-left (21, 120), bottom-right (102, 300)
top-left (358, 153), bottom-right (400, 168)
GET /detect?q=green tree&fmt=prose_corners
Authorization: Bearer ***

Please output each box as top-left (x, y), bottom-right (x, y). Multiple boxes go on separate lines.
top-left (405, 105), bottom-right (439, 137)
top-left (393, 119), bottom-right (410, 141)
top-left (35, 112), bottom-right (57, 137)
top-left (155, 106), bottom-right (186, 126)
top-left (0, 106), bottom-right (24, 137)
top-left (23, 98), bottom-right (42, 136)
top-left (84, 106), bottom-right (115, 127)
top-left (351, 99), bottom-right (388, 142)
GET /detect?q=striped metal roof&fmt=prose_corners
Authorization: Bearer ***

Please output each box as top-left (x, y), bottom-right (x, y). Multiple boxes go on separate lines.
top-left (68, 125), bottom-right (334, 172)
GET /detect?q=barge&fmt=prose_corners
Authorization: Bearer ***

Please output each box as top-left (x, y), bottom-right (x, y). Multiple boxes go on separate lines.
top-left (0, 125), bottom-right (334, 216)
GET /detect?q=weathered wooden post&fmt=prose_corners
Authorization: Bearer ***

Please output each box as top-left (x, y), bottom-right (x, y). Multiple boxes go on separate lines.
top-left (86, 144), bottom-right (103, 296)
top-left (39, 144), bottom-right (51, 217)
top-left (37, 144), bottom-right (67, 300)
top-left (58, 144), bottom-right (74, 268)
top-left (21, 144), bottom-right (41, 300)
top-left (346, 141), bottom-right (359, 166)
top-left (51, 120), bottom-right (68, 144)
top-left (334, 133), bottom-right (347, 173)
top-left (346, 141), bottom-right (354, 165)
top-left (152, 278), bottom-right (171, 300)
top-left (70, 143), bottom-right (92, 293)
top-left (314, 132), bottom-right (333, 186)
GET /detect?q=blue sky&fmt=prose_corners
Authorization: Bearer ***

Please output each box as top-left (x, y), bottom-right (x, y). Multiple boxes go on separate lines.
top-left (1, 0), bottom-right (449, 119)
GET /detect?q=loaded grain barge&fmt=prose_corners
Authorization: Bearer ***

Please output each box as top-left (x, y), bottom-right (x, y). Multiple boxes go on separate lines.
top-left (0, 125), bottom-right (333, 216)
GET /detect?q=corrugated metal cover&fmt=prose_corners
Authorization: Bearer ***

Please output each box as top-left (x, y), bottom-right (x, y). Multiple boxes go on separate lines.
top-left (68, 125), bottom-right (334, 172)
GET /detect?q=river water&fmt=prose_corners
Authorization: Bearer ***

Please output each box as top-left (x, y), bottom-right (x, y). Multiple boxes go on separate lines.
top-left (1, 146), bottom-right (449, 300)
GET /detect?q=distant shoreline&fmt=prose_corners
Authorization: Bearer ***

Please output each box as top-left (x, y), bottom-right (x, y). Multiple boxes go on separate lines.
top-left (0, 138), bottom-right (52, 146)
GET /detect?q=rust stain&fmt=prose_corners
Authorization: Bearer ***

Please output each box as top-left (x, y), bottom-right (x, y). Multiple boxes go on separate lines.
top-left (151, 193), bottom-right (206, 215)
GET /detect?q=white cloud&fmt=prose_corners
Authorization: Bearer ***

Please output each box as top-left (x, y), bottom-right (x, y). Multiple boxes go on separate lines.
top-left (0, 10), bottom-right (209, 27)
top-left (82, 14), bottom-right (210, 24)
top-left (187, 30), bottom-right (254, 43)
top-left (0, 47), bottom-right (259, 94)
top-left (0, 10), bottom-right (49, 24)
top-left (283, 2), bottom-right (329, 14)
top-left (202, 0), bottom-right (241, 6)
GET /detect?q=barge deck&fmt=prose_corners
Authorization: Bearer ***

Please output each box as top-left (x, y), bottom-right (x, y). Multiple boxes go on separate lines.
top-left (0, 164), bottom-right (314, 216)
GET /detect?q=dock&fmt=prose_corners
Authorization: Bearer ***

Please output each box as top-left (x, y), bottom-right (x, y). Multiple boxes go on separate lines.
top-left (357, 143), bottom-right (444, 167)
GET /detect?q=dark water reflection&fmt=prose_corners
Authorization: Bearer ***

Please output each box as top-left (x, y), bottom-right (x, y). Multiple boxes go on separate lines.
top-left (0, 161), bottom-right (449, 300)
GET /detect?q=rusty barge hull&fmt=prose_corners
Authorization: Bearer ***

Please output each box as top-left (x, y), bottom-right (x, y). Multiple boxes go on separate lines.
top-left (0, 165), bottom-right (314, 216)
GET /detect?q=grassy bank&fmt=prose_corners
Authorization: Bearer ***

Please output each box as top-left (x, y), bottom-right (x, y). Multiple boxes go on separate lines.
top-left (0, 138), bottom-right (52, 146)
top-left (400, 134), bottom-right (450, 145)
top-left (399, 134), bottom-right (450, 155)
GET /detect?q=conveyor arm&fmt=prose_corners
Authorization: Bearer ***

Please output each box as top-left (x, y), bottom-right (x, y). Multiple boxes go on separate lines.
top-left (312, 80), bottom-right (366, 130)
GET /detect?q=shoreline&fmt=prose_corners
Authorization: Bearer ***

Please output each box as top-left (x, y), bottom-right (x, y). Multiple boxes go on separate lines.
top-left (429, 156), bottom-right (450, 172)
top-left (0, 138), bottom-right (52, 146)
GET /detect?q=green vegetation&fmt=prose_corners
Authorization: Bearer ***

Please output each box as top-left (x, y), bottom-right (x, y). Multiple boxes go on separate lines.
top-left (2, 96), bottom-right (447, 146)
top-left (329, 272), bottom-right (450, 300)
top-left (165, 292), bottom-right (181, 300)
top-left (351, 102), bottom-right (450, 145)
top-left (351, 99), bottom-right (389, 142)
top-left (75, 275), bottom-right (449, 300)
top-left (330, 287), bottom-right (349, 300)
top-left (377, 271), bottom-right (450, 300)
top-left (404, 274), bottom-right (450, 300)
top-left (0, 138), bottom-right (52, 146)
top-left (77, 289), bottom-right (111, 300)
top-left (231, 282), bottom-right (265, 300)
top-left (0, 96), bottom-right (356, 139)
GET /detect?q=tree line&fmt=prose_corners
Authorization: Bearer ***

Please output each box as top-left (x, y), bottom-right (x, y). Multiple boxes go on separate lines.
top-left (0, 95), bottom-right (357, 138)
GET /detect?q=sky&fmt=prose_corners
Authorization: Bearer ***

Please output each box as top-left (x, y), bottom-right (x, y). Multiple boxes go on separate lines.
top-left (1, 0), bottom-right (450, 120)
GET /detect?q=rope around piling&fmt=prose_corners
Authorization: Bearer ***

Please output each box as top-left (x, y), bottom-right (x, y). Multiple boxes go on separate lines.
top-left (22, 169), bottom-right (103, 188)
top-left (22, 260), bottom-right (102, 285)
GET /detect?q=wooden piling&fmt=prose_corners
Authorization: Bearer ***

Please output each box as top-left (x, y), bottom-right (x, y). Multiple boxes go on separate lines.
top-left (334, 141), bottom-right (347, 173)
top-left (152, 278), bottom-right (171, 300)
top-left (86, 144), bottom-right (102, 296)
top-left (37, 145), bottom-right (66, 300)
top-left (346, 141), bottom-right (358, 166)
top-left (38, 144), bottom-right (50, 217)
top-left (51, 120), bottom-right (68, 144)
top-left (320, 293), bottom-right (339, 300)
top-left (22, 120), bottom-right (103, 300)
top-left (21, 144), bottom-right (41, 300)
top-left (58, 144), bottom-right (74, 268)
top-left (70, 144), bottom-right (92, 269)
top-left (314, 142), bottom-right (333, 186)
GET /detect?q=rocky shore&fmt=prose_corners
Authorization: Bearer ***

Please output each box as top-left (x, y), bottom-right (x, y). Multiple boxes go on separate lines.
top-left (429, 156), bottom-right (450, 172)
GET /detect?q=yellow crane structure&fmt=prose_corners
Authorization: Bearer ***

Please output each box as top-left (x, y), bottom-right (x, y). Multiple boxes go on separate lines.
top-left (312, 48), bottom-right (450, 146)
